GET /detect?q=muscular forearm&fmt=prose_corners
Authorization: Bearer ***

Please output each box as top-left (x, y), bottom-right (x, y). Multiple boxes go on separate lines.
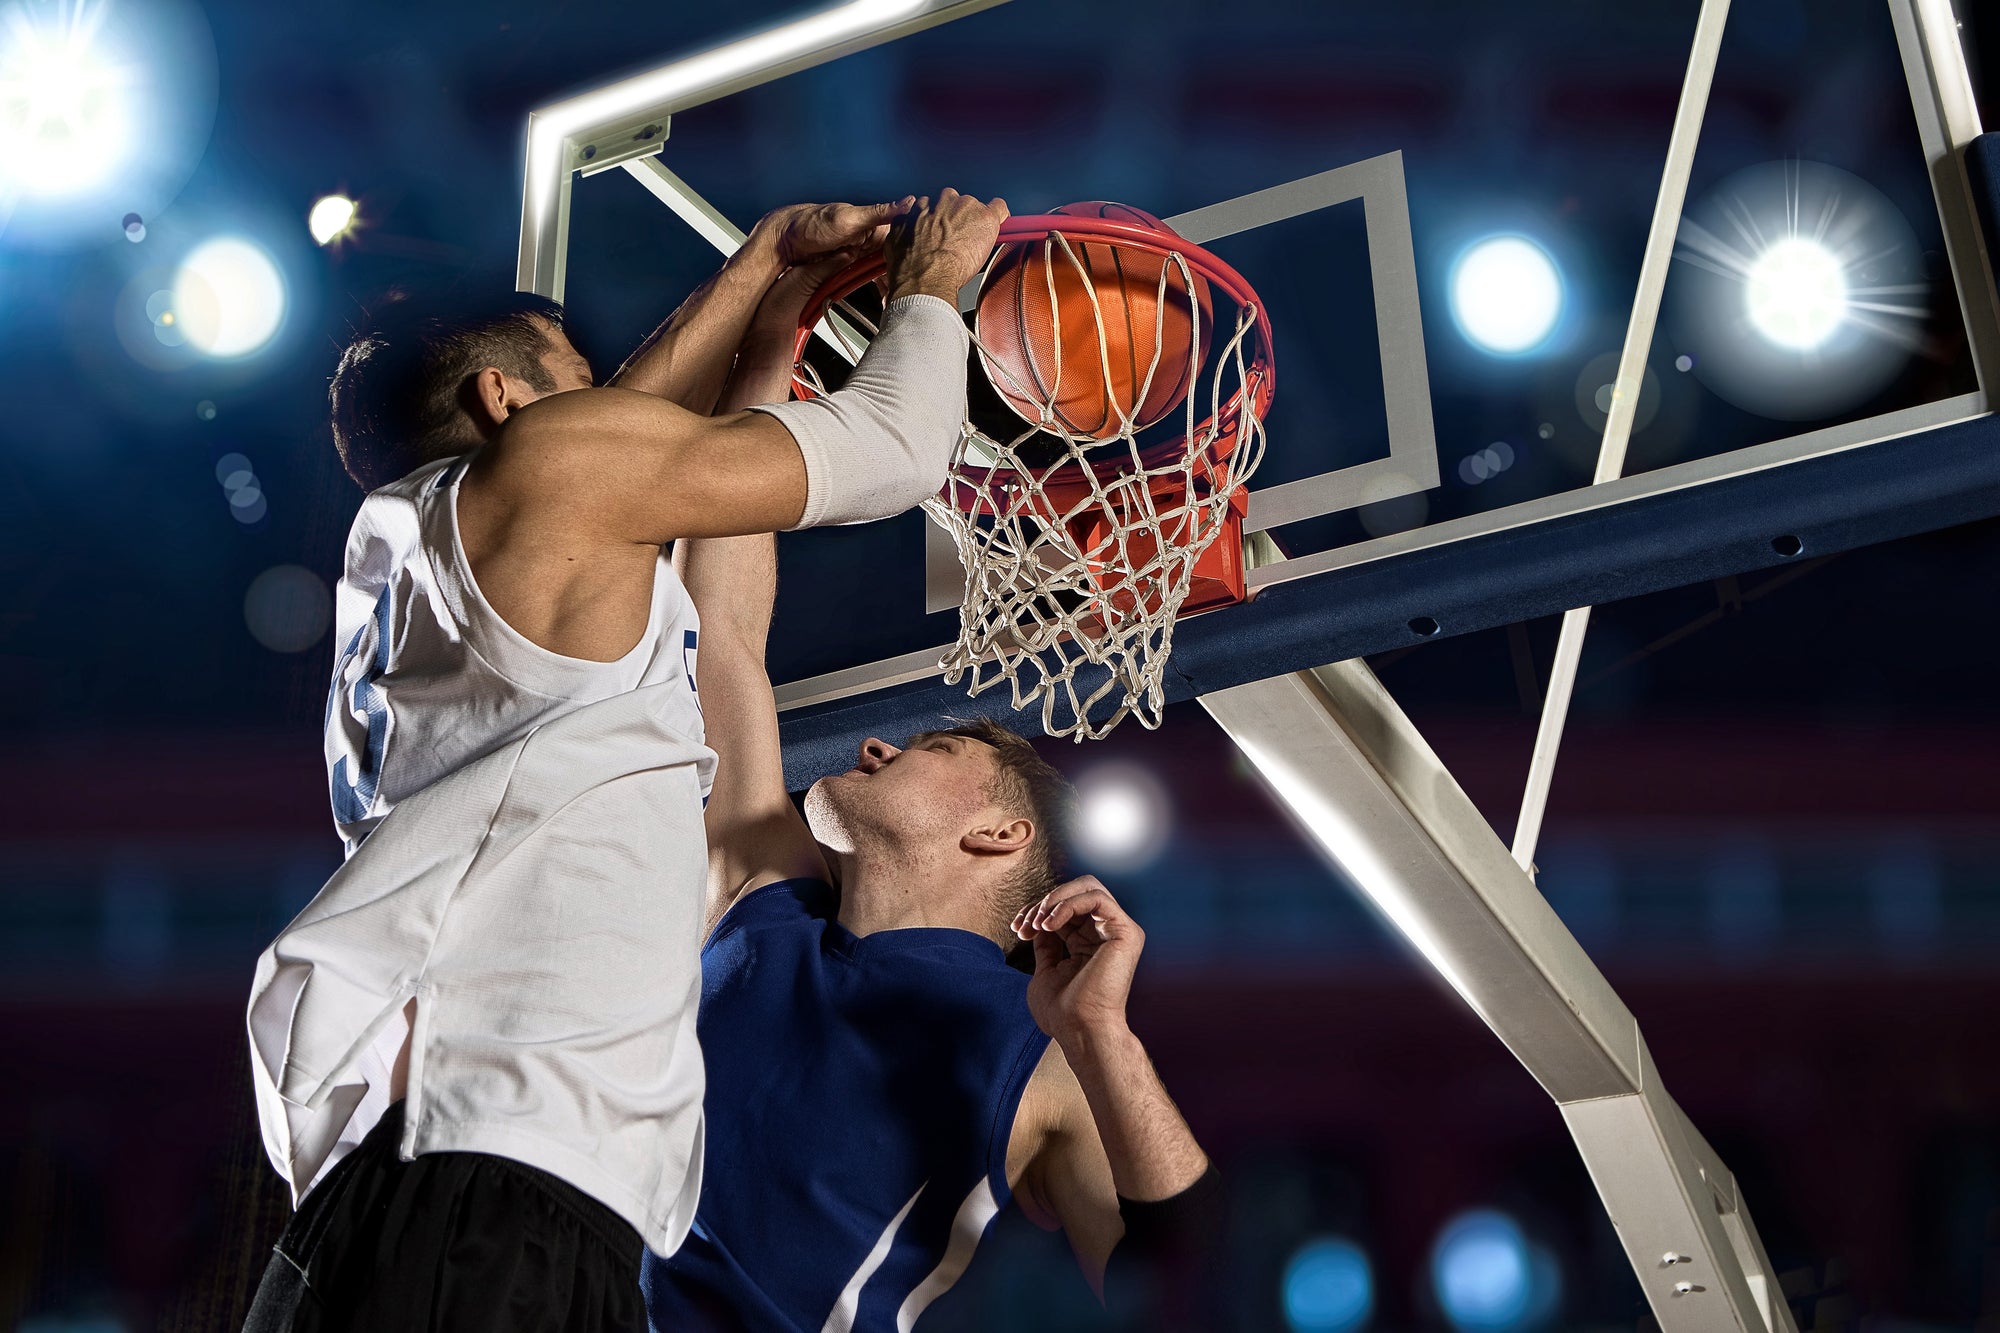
top-left (1060, 1025), bottom-right (1208, 1203)
top-left (680, 335), bottom-right (790, 637)
top-left (611, 231), bottom-right (784, 412)
top-left (714, 331), bottom-right (797, 418)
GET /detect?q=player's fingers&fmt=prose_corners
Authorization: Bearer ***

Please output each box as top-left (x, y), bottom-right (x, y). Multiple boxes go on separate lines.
top-left (1028, 876), bottom-right (1107, 927)
top-left (989, 197), bottom-right (1010, 224)
top-left (1049, 896), bottom-right (1141, 949)
top-left (792, 250), bottom-right (856, 287)
top-left (1031, 928), bottom-right (1064, 973)
top-left (1039, 882), bottom-right (1120, 931)
top-left (834, 201), bottom-right (900, 234)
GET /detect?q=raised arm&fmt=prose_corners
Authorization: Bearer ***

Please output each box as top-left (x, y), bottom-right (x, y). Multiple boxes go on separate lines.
top-left (1009, 877), bottom-right (1211, 1291)
top-left (610, 199), bottom-right (909, 412)
top-left (454, 191), bottom-right (1002, 661)
top-left (675, 264), bottom-right (850, 931)
top-left (473, 189), bottom-right (1005, 546)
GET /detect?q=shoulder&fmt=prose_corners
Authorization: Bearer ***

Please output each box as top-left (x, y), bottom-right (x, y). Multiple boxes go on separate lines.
top-left (347, 455), bottom-right (455, 533)
top-left (338, 457), bottom-right (461, 589)
top-left (485, 386), bottom-right (715, 470)
top-left (705, 876), bottom-right (835, 946)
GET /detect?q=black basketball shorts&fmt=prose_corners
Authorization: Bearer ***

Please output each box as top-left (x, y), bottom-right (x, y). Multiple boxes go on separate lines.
top-left (241, 1102), bottom-right (649, 1333)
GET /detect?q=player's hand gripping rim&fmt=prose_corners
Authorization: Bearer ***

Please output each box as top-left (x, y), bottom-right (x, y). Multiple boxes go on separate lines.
top-left (757, 198), bottom-right (914, 267)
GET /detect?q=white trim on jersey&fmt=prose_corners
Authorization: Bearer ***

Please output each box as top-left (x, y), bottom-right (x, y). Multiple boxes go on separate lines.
top-left (822, 1184), bottom-right (926, 1333)
top-left (896, 1178), bottom-right (1001, 1332)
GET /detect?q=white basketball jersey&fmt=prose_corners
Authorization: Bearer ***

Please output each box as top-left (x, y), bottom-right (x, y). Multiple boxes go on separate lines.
top-left (323, 454), bottom-right (707, 852)
top-left (249, 453), bottom-right (717, 1256)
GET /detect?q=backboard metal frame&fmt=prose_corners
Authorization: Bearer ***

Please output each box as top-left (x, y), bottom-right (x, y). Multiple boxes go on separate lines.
top-left (1171, 151), bottom-right (1441, 534)
top-left (760, 0), bottom-right (1999, 720)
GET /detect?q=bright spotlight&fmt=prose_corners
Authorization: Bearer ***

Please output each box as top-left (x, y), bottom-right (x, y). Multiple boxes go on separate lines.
top-left (1073, 763), bottom-right (1170, 871)
top-left (1431, 1210), bottom-right (1559, 1333)
top-left (1282, 1237), bottom-right (1373, 1333)
top-left (0, 0), bottom-right (136, 195)
top-left (308, 194), bottom-right (356, 246)
top-left (0, 0), bottom-right (215, 252)
top-left (174, 237), bottom-right (286, 358)
top-left (1450, 236), bottom-right (1563, 355)
top-left (1745, 237), bottom-right (1848, 350)
top-left (1668, 160), bottom-right (1927, 420)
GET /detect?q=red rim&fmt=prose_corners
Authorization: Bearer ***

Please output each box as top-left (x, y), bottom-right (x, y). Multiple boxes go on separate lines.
top-left (791, 214), bottom-right (1276, 518)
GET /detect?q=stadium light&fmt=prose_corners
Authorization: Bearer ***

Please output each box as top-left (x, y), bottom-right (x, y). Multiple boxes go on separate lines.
top-left (1744, 236), bottom-right (1848, 350)
top-left (1668, 159), bottom-right (1934, 418)
top-left (1073, 763), bottom-right (1170, 872)
top-left (1449, 236), bottom-right (1564, 356)
top-left (308, 194), bottom-right (357, 246)
top-left (0, 0), bottom-right (136, 196)
top-left (174, 236), bottom-right (286, 358)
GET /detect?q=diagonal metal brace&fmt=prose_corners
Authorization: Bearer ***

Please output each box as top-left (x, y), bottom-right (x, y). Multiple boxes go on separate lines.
top-left (1199, 660), bottom-right (1797, 1331)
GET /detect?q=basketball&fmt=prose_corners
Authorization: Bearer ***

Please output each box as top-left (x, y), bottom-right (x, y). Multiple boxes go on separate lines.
top-left (976, 201), bottom-right (1213, 441)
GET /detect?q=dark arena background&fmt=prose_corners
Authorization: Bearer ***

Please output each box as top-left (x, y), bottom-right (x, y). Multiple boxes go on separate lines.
top-left (5, 0), bottom-right (2000, 1329)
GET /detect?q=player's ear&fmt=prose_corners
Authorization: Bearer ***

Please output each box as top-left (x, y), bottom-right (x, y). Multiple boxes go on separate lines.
top-left (466, 365), bottom-right (534, 435)
top-left (962, 816), bottom-right (1035, 857)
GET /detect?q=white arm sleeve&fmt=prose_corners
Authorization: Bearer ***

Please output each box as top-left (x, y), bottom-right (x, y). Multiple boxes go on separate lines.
top-left (748, 293), bottom-right (969, 530)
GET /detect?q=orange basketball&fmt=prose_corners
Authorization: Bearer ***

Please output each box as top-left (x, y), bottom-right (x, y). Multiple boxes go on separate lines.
top-left (976, 202), bottom-right (1213, 441)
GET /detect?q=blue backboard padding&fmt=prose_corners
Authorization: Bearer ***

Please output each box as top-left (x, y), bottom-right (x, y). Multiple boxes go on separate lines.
top-left (779, 407), bottom-right (2000, 790)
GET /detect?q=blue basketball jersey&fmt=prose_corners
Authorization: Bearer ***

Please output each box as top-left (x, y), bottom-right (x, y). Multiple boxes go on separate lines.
top-left (642, 878), bottom-right (1051, 1332)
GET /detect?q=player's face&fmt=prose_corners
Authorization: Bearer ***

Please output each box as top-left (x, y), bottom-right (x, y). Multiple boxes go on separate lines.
top-left (804, 732), bottom-right (1006, 856)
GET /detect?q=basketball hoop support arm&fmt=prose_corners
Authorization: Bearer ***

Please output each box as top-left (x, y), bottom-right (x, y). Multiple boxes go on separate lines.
top-left (1201, 661), bottom-right (1798, 1333)
top-left (516, 0), bottom-right (1011, 303)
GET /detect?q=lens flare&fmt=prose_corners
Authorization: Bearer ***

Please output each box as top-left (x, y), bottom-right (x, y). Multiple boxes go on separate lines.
top-left (174, 236), bottom-right (286, 358)
top-left (1282, 1237), bottom-right (1373, 1333)
top-left (1431, 1210), bottom-right (1560, 1332)
top-left (0, 0), bottom-right (215, 251)
top-left (245, 565), bottom-right (332, 653)
top-left (1745, 237), bottom-right (1848, 350)
top-left (1073, 763), bottom-right (1171, 871)
top-left (0, 0), bottom-right (136, 195)
top-left (1450, 236), bottom-right (1564, 355)
top-left (308, 194), bottom-right (357, 246)
top-left (1668, 160), bottom-right (1928, 420)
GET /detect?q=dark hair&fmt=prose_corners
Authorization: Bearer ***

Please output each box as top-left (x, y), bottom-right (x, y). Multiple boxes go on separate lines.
top-left (329, 290), bottom-right (568, 490)
top-left (909, 717), bottom-right (1077, 921)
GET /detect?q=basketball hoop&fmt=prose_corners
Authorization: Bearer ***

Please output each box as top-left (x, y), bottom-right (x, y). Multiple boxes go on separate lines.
top-left (792, 206), bottom-right (1275, 740)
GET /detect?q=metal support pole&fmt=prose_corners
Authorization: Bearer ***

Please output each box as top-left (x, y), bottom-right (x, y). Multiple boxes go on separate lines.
top-left (1201, 661), bottom-right (1797, 1331)
top-left (1888, 0), bottom-right (2000, 393)
top-left (1512, 0), bottom-right (1733, 876)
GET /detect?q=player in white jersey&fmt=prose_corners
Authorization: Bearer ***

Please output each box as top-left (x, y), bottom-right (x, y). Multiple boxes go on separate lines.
top-left (242, 191), bottom-right (1007, 1333)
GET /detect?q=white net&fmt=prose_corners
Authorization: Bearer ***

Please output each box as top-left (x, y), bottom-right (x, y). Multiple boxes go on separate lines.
top-left (799, 227), bottom-right (1269, 741)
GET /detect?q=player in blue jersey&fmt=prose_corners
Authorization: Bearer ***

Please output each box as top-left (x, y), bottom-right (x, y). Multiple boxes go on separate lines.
top-left (644, 262), bottom-right (1217, 1330)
